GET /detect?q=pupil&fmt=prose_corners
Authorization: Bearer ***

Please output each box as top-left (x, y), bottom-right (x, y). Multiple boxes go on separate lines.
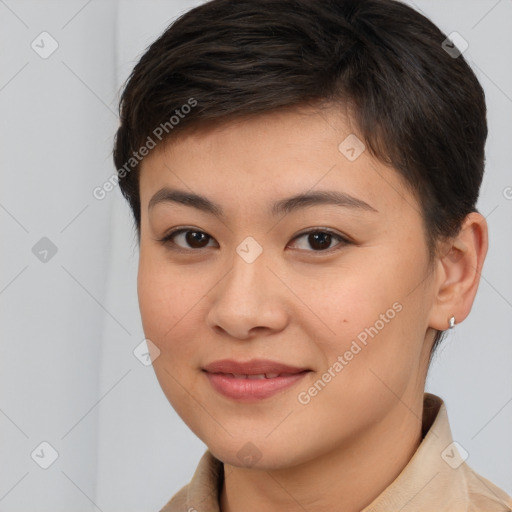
top-left (186, 231), bottom-right (208, 248)
top-left (310, 232), bottom-right (331, 250)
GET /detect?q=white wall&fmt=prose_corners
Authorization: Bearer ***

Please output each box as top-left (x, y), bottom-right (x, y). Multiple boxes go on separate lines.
top-left (0, 1), bottom-right (510, 511)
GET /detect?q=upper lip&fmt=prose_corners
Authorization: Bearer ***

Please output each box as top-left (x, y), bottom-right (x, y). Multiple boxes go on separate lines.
top-left (202, 359), bottom-right (309, 375)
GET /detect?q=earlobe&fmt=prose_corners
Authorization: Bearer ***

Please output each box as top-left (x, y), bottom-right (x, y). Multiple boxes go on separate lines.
top-left (428, 212), bottom-right (488, 331)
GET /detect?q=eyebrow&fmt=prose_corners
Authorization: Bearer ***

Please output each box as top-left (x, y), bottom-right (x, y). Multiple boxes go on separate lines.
top-left (148, 187), bottom-right (378, 217)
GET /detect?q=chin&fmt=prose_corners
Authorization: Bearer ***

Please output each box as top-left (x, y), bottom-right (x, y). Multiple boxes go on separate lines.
top-left (206, 436), bottom-right (311, 471)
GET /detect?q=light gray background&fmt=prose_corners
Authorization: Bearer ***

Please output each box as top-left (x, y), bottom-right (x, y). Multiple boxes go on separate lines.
top-left (0, 1), bottom-right (511, 511)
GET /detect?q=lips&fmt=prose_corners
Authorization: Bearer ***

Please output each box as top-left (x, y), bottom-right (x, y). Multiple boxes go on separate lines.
top-left (202, 359), bottom-right (311, 401)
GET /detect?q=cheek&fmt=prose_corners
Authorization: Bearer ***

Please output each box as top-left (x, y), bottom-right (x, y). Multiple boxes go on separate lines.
top-left (298, 263), bottom-right (399, 339)
top-left (137, 255), bottom-right (200, 354)
top-left (137, 257), bottom-right (206, 417)
top-left (299, 260), bottom-right (422, 390)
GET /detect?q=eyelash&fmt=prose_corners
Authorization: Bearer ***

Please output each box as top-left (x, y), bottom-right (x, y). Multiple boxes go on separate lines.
top-left (155, 227), bottom-right (352, 254)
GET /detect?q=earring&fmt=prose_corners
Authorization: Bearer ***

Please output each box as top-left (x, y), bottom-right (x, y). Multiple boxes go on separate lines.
top-left (448, 316), bottom-right (456, 329)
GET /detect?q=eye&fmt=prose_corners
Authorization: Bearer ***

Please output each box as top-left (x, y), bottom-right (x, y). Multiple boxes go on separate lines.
top-left (156, 227), bottom-right (351, 253)
top-left (289, 228), bottom-right (351, 252)
top-left (156, 228), bottom-right (217, 251)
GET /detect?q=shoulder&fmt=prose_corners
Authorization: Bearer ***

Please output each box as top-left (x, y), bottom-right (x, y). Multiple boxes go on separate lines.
top-left (159, 483), bottom-right (189, 512)
top-left (463, 465), bottom-right (512, 512)
top-left (157, 449), bottom-right (223, 512)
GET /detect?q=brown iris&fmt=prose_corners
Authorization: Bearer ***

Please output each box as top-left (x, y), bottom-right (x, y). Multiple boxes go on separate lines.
top-left (307, 232), bottom-right (332, 251)
top-left (185, 231), bottom-right (210, 248)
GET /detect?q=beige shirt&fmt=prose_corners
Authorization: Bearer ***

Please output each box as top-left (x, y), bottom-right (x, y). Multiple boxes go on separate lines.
top-left (160, 393), bottom-right (512, 511)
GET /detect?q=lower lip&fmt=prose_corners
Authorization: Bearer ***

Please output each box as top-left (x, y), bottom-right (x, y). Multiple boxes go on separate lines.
top-left (203, 371), bottom-right (310, 401)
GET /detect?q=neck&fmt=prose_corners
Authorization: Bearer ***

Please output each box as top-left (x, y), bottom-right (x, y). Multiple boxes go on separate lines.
top-left (220, 393), bottom-right (425, 512)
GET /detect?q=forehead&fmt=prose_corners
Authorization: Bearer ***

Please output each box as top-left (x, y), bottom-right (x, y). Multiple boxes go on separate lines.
top-left (138, 107), bottom-right (416, 220)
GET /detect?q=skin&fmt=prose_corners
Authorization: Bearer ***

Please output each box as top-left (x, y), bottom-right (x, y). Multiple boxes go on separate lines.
top-left (137, 105), bottom-right (487, 512)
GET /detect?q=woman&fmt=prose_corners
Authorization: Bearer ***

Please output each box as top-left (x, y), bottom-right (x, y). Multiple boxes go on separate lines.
top-left (113, 0), bottom-right (512, 510)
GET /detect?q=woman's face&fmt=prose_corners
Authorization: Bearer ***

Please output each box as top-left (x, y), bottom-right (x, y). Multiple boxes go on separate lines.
top-left (137, 106), bottom-right (438, 469)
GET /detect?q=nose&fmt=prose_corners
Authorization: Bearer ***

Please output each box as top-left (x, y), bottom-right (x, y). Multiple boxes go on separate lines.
top-left (206, 245), bottom-right (289, 340)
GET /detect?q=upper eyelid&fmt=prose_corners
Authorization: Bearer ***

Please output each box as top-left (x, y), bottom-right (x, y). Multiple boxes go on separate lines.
top-left (293, 228), bottom-right (349, 239)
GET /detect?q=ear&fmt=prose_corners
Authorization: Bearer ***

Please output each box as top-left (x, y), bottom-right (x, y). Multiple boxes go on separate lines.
top-left (428, 212), bottom-right (488, 330)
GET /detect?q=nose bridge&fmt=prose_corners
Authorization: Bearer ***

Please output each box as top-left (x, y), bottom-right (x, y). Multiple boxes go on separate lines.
top-left (206, 235), bottom-right (288, 337)
top-left (225, 234), bottom-right (269, 300)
